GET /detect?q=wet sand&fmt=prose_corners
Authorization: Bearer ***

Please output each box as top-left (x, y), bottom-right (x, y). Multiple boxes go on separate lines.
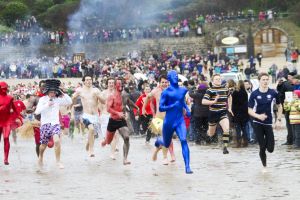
top-left (1, 128), bottom-right (300, 200)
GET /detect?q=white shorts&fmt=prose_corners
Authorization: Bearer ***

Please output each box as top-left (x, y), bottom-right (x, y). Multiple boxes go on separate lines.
top-left (100, 114), bottom-right (110, 138)
top-left (82, 113), bottom-right (102, 138)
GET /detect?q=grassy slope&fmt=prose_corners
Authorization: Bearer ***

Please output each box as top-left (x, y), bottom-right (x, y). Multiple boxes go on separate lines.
top-left (277, 20), bottom-right (300, 47)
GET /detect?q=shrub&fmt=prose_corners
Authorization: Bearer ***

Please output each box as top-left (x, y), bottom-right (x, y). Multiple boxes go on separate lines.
top-left (1, 1), bottom-right (29, 26)
top-left (33, 0), bottom-right (54, 15)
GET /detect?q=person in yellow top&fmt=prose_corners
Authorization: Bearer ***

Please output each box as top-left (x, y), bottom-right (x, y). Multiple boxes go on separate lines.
top-left (284, 91), bottom-right (300, 148)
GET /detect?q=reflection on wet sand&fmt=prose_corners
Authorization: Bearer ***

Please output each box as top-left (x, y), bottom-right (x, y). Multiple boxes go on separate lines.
top-left (1, 130), bottom-right (300, 200)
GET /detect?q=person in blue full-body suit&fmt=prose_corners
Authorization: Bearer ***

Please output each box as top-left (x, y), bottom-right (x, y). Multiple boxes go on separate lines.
top-left (154, 70), bottom-right (193, 174)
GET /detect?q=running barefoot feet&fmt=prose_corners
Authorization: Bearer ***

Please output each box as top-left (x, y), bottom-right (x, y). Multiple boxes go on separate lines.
top-left (110, 154), bottom-right (116, 160)
top-left (38, 159), bottom-right (43, 168)
top-left (185, 167), bottom-right (193, 174)
top-left (123, 160), bottom-right (131, 165)
top-left (262, 167), bottom-right (268, 173)
top-left (56, 162), bottom-right (64, 169)
top-left (162, 158), bottom-right (169, 165)
top-left (101, 140), bottom-right (106, 147)
top-left (170, 155), bottom-right (176, 163)
top-left (152, 147), bottom-right (161, 161)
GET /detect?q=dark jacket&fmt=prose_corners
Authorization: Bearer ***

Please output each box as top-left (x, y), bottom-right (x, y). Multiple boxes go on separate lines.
top-left (189, 88), bottom-right (209, 118)
top-left (277, 80), bottom-right (294, 104)
top-left (244, 68), bottom-right (251, 75)
top-left (232, 89), bottom-right (249, 123)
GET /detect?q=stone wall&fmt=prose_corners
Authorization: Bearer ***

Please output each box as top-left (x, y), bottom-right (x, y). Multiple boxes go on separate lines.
top-left (0, 37), bottom-right (207, 60)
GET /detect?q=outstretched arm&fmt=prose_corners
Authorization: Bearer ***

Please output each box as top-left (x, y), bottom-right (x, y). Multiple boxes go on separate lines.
top-left (95, 90), bottom-right (106, 104)
top-left (142, 93), bottom-right (152, 115)
top-left (127, 98), bottom-right (139, 110)
top-left (72, 90), bottom-right (80, 105)
top-left (183, 100), bottom-right (191, 116)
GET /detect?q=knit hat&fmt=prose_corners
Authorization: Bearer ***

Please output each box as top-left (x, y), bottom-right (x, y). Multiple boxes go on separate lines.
top-left (198, 83), bottom-right (208, 90)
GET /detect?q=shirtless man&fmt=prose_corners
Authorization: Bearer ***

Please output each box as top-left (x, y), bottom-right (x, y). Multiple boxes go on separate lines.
top-left (101, 78), bottom-right (139, 165)
top-left (142, 75), bottom-right (176, 165)
top-left (72, 75), bottom-right (105, 157)
top-left (100, 77), bottom-right (119, 159)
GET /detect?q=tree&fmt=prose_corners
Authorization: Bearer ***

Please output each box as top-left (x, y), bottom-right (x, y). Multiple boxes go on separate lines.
top-left (289, 1), bottom-right (300, 26)
top-left (1, 1), bottom-right (29, 26)
top-left (33, 0), bottom-right (54, 15)
top-left (37, 1), bottom-right (80, 29)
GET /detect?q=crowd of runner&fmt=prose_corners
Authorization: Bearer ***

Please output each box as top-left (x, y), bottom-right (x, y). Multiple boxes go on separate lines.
top-left (1, 49), bottom-right (299, 169)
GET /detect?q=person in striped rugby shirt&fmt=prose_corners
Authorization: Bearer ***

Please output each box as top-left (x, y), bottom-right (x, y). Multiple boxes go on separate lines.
top-left (202, 74), bottom-right (231, 154)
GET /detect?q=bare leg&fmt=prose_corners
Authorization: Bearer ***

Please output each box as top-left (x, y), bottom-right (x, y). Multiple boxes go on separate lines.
top-left (101, 131), bottom-right (115, 146)
top-left (80, 122), bottom-right (84, 135)
top-left (38, 144), bottom-right (47, 167)
top-left (12, 130), bottom-right (17, 144)
top-left (118, 127), bottom-right (131, 165)
top-left (152, 146), bottom-right (161, 161)
top-left (36, 144), bottom-right (40, 157)
top-left (110, 133), bottom-right (119, 160)
top-left (208, 124), bottom-right (217, 137)
top-left (162, 147), bottom-right (169, 165)
top-left (87, 125), bottom-right (95, 157)
top-left (53, 134), bottom-right (64, 169)
top-left (152, 138), bottom-right (169, 164)
top-left (63, 128), bottom-right (69, 136)
top-left (169, 142), bottom-right (176, 162)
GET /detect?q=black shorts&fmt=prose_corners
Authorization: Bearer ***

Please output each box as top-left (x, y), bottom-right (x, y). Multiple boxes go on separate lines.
top-left (208, 111), bottom-right (228, 125)
top-left (107, 118), bottom-right (127, 133)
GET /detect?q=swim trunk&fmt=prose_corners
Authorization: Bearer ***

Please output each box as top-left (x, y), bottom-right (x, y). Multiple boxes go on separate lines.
top-left (74, 111), bottom-right (83, 123)
top-left (208, 110), bottom-right (228, 125)
top-left (40, 123), bottom-right (60, 144)
top-left (61, 114), bottom-right (71, 128)
top-left (100, 114), bottom-right (110, 137)
top-left (107, 118), bottom-right (127, 133)
top-left (82, 113), bottom-right (102, 137)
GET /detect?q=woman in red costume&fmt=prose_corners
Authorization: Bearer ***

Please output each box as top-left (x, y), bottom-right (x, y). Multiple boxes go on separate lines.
top-left (0, 81), bottom-right (19, 165)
